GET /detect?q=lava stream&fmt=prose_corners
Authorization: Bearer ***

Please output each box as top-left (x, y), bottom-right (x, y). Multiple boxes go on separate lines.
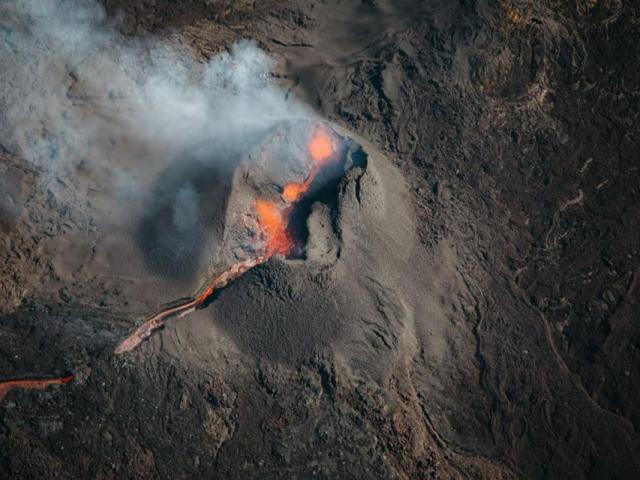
top-left (0, 375), bottom-right (73, 401)
top-left (115, 126), bottom-right (335, 354)
top-left (114, 256), bottom-right (267, 354)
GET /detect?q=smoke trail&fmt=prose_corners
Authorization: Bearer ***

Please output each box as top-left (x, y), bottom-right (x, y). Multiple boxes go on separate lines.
top-left (0, 0), bottom-right (311, 186)
top-left (173, 184), bottom-right (198, 232)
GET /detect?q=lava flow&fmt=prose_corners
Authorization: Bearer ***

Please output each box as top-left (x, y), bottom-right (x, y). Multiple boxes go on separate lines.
top-left (282, 128), bottom-right (334, 202)
top-left (115, 126), bottom-right (336, 354)
top-left (0, 375), bottom-right (73, 401)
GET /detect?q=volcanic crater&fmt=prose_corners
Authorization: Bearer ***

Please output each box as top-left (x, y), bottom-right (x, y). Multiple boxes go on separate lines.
top-left (120, 120), bottom-right (420, 374)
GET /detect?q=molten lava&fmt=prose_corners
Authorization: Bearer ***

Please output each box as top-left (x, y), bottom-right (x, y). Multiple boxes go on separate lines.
top-left (255, 199), bottom-right (292, 256)
top-left (281, 181), bottom-right (309, 203)
top-left (115, 125), bottom-right (337, 354)
top-left (281, 128), bottom-right (334, 203)
top-left (0, 375), bottom-right (73, 401)
top-left (309, 128), bottom-right (333, 163)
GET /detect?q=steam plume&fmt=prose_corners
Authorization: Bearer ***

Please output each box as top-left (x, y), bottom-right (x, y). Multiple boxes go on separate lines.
top-left (0, 0), bottom-right (311, 186)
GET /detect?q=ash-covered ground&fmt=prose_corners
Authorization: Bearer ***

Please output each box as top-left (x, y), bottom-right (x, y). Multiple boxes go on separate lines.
top-left (1, 1), bottom-right (639, 479)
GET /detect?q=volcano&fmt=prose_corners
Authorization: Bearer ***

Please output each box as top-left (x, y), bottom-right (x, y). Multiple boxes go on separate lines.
top-left (1, 1), bottom-right (639, 479)
top-left (114, 122), bottom-right (350, 353)
top-left (115, 119), bottom-right (422, 370)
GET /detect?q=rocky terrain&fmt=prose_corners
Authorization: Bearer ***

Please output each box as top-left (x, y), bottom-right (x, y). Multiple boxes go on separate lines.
top-left (0, 0), bottom-right (639, 478)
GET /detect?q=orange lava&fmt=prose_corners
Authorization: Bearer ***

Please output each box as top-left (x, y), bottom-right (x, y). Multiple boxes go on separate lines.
top-left (281, 128), bottom-right (335, 203)
top-left (309, 128), bottom-right (333, 163)
top-left (282, 177), bottom-right (312, 203)
top-left (256, 199), bottom-right (292, 256)
top-left (0, 375), bottom-right (73, 401)
top-left (264, 127), bottom-right (335, 248)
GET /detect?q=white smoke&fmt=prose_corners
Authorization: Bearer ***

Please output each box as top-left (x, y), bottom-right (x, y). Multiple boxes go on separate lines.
top-left (173, 184), bottom-right (198, 232)
top-left (0, 0), bottom-right (311, 185)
